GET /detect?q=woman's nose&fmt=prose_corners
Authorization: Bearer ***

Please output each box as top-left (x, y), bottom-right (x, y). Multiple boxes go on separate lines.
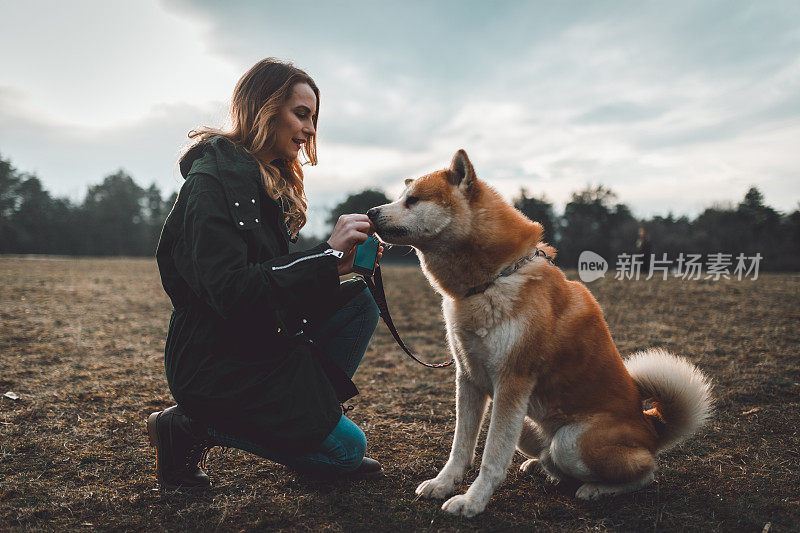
top-left (303, 123), bottom-right (315, 137)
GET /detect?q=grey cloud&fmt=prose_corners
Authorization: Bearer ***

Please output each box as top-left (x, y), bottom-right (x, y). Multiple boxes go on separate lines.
top-left (635, 120), bottom-right (748, 151)
top-left (635, 88), bottom-right (800, 150)
top-left (575, 102), bottom-right (666, 124)
top-left (3, 0), bottom-right (799, 225)
top-left (0, 86), bottom-right (223, 199)
top-left (159, 0), bottom-right (800, 157)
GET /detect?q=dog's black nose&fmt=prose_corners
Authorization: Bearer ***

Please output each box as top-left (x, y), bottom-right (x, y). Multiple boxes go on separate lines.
top-left (367, 207), bottom-right (379, 221)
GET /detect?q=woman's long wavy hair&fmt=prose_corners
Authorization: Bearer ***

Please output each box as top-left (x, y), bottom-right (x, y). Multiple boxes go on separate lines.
top-left (185, 58), bottom-right (319, 237)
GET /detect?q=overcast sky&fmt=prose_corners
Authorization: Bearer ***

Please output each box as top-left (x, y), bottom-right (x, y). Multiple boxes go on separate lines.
top-left (1, 0), bottom-right (799, 236)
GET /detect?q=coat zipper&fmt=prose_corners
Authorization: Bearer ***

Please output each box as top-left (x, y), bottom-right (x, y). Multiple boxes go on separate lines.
top-left (270, 248), bottom-right (343, 271)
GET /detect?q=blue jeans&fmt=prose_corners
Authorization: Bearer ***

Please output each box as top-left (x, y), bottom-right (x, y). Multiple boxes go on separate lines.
top-left (208, 285), bottom-right (379, 476)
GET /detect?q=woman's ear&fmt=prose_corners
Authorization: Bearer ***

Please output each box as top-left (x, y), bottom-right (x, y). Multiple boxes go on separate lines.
top-left (448, 149), bottom-right (475, 188)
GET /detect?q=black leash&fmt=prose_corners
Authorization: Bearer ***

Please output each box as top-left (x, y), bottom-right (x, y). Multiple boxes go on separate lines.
top-left (362, 249), bottom-right (555, 369)
top-left (362, 264), bottom-right (455, 369)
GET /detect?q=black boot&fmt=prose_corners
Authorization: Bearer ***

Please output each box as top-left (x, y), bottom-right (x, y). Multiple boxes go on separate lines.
top-left (147, 405), bottom-right (214, 489)
top-left (348, 457), bottom-right (383, 478)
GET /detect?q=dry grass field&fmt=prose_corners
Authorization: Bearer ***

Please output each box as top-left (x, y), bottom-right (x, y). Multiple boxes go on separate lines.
top-left (1, 256), bottom-right (798, 532)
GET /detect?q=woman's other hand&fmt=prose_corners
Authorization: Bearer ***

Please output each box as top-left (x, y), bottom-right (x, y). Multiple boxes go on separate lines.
top-left (327, 214), bottom-right (376, 275)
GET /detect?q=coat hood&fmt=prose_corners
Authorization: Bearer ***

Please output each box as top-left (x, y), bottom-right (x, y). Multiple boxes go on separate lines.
top-left (179, 136), bottom-right (260, 182)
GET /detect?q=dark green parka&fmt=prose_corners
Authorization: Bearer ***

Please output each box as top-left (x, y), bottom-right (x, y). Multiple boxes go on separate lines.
top-left (156, 136), bottom-right (358, 454)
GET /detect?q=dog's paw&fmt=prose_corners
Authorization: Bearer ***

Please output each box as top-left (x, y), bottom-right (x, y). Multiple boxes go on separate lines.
top-left (520, 458), bottom-right (559, 483)
top-left (441, 494), bottom-right (486, 518)
top-left (416, 477), bottom-right (456, 499)
top-left (576, 474), bottom-right (654, 500)
top-left (575, 483), bottom-right (605, 500)
top-left (519, 458), bottom-right (538, 474)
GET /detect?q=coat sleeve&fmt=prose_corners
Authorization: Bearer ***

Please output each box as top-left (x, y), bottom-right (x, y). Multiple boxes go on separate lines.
top-left (177, 176), bottom-right (341, 321)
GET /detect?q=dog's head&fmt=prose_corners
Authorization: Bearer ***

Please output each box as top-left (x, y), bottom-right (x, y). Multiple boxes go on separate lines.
top-left (367, 149), bottom-right (482, 249)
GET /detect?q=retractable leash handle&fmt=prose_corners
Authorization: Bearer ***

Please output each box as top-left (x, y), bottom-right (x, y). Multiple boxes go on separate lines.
top-left (352, 234), bottom-right (380, 276)
top-left (363, 264), bottom-right (454, 369)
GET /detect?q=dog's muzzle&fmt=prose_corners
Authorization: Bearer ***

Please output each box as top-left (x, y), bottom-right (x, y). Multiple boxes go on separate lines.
top-left (367, 207), bottom-right (407, 239)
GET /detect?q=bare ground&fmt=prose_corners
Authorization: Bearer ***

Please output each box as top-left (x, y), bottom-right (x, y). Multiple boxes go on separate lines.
top-left (0, 256), bottom-right (798, 532)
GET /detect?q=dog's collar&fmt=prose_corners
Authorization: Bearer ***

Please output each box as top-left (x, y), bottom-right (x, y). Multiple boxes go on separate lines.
top-left (464, 248), bottom-right (555, 298)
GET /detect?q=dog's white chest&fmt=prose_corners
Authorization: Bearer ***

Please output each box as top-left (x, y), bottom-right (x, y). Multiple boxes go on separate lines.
top-left (443, 294), bottom-right (525, 393)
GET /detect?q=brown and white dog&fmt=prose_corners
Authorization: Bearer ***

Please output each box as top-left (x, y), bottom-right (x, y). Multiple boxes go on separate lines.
top-left (367, 150), bottom-right (712, 517)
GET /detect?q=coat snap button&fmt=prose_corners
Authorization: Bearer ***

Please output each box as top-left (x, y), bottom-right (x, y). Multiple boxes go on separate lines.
top-left (251, 198), bottom-right (256, 204)
top-left (238, 221), bottom-right (244, 226)
top-left (277, 327), bottom-right (282, 333)
top-left (301, 318), bottom-right (308, 324)
top-left (255, 218), bottom-right (259, 223)
top-left (234, 202), bottom-right (239, 207)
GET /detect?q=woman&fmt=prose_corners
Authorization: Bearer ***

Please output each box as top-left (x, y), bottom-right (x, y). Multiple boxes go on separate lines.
top-left (149, 58), bottom-right (383, 488)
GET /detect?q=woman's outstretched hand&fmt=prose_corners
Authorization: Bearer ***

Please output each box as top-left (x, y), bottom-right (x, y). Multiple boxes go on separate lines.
top-left (327, 214), bottom-right (383, 275)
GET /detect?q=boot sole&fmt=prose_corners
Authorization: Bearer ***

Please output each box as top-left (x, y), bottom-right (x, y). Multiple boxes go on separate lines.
top-left (146, 412), bottom-right (160, 448)
top-left (146, 412), bottom-right (166, 488)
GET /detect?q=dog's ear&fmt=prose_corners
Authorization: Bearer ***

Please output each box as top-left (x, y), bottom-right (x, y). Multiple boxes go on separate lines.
top-left (448, 149), bottom-right (475, 188)
top-left (404, 178), bottom-right (415, 187)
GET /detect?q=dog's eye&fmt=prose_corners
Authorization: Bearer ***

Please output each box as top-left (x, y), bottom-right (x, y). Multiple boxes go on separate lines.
top-left (405, 196), bottom-right (419, 208)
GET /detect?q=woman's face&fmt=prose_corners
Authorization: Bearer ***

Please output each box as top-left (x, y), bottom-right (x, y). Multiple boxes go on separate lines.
top-left (272, 82), bottom-right (317, 162)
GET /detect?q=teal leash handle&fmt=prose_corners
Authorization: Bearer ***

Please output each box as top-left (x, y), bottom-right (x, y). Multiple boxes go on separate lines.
top-left (363, 264), bottom-right (454, 369)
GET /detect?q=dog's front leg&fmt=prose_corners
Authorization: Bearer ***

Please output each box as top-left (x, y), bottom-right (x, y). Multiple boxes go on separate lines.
top-left (416, 370), bottom-right (488, 500)
top-left (441, 377), bottom-right (532, 518)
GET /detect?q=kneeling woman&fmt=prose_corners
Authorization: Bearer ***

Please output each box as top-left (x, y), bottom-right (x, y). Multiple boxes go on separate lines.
top-left (149, 58), bottom-right (382, 488)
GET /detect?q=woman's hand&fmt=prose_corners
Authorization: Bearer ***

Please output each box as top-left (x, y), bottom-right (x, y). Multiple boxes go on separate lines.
top-left (327, 214), bottom-right (383, 275)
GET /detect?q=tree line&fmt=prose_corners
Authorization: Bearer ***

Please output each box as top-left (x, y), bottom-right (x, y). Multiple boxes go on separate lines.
top-left (507, 184), bottom-right (800, 272)
top-left (320, 187), bottom-right (800, 272)
top-left (2, 152), bottom-right (798, 270)
top-left (1, 155), bottom-right (174, 256)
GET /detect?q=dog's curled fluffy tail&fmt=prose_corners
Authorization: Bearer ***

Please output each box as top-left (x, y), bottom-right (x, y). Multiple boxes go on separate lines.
top-left (624, 348), bottom-right (713, 453)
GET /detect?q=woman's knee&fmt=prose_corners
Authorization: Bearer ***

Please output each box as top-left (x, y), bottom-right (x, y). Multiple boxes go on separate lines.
top-left (328, 416), bottom-right (367, 472)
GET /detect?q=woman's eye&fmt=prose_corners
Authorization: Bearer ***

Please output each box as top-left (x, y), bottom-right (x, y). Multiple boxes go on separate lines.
top-left (405, 196), bottom-right (419, 208)
top-left (295, 112), bottom-right (307, 119)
